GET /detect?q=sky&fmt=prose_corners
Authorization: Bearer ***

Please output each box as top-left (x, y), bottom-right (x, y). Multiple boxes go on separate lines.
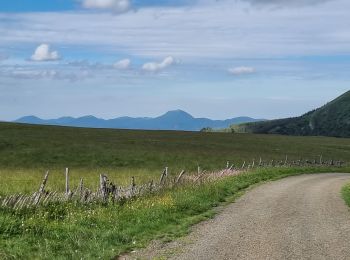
top-left (0, 0), bottom-right (349, 121)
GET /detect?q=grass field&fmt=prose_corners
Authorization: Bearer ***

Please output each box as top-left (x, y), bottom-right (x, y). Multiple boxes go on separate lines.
top-left (1, 122), bottom-right (350, 258)
top-left (1, 167), bottom-right (349, 259)
top-left (1, 122), bottom-right (350, 195)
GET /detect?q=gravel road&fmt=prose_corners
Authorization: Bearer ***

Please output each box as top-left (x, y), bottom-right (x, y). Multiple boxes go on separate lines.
top-left (123, 173), bottom-right (350, 260)
top-left (174, 174), bottom-right (350, 260)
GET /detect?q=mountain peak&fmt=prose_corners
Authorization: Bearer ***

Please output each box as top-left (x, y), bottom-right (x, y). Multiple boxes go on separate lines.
top-left (77, 115), bottom-right (99, 120)
top-left (17, 115), bottom-right (40, 120)
top-left (15, 115), bottom-right (43, 123)
top-left (161, 110), bottom-right (194, 119)
top-left (13, 110), bottom-right (262, 131)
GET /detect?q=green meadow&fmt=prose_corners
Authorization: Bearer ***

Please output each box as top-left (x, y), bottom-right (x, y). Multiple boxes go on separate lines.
top-left (1, 122), bottom-right (350, 195)
top-left (1, 167), bottom-right (349, 259)
top-left (1, 122), bottom-right (350, 258)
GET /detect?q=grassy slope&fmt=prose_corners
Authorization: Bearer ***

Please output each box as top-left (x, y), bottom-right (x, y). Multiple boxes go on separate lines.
top-left (1, 167), bottom-right (349, 259)
top-left (1, 122), bottom-right (350, 195)
top-left (1, 122), bottom-right (350, 170)
top-left (233, 90), bottom-right (350, 138)
top-left (1, 122), bottom-right (350, 169)
top-left (1, 123), bottom-right (350, 258)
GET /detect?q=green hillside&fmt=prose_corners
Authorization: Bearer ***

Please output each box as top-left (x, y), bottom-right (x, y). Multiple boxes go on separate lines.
top-left (1, 121), bottom-right (350, 195)
top-left (1, 122), bottom-right (350, 171)
top-left (233, 90), bottom-right (350, 138)
top-left (1, 122), bottom-right (350, 259)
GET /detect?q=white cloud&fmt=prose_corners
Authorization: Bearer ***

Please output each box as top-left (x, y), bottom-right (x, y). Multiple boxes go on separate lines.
top-left (30, 44), bottom-right (60, 61)
top-left (17, 70), bottom-right (58, 79)
top-left (243, 0), bottom-right (332, 7)
top-left (1, 0), bottom-right (350, 61)
top-left (0, 62), bottom-right (93, 81)
top-left (82, 0), bottom-right (131, 13)
top-left (2, 0), bottom-right (349, 60)
top-left (113, 58), bottom-right (131, 69)
top-left (142, 56), bottom-right (175, 72)
top-left (228, 66), bottom-right (256, 75)
top-left (1, 68), bottom-right (91, 81)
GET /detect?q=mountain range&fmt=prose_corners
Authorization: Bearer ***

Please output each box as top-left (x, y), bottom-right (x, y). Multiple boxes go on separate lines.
top-left (233, 90), bottom-right (350, 138)
top-left (14, 110), bottom-right (263, 131)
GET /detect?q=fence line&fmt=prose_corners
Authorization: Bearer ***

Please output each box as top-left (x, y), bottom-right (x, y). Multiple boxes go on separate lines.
top-left (0, 156), bottom-right (346, 210)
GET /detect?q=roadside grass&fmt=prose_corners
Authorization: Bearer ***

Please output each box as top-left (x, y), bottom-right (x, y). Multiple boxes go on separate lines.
top-left (342, 182), bottom-right (350, 208)
top-left (1, 167), bottom-right (349, 259)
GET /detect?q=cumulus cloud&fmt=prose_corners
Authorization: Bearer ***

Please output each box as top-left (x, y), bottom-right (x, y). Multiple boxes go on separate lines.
top-left (82, 0), bottom-right (131, 13)
top-left (228, 66), bottom-right (256, 75)
top-left (113, 58), bottom-right (131, 69)
top-left (142, 56), bottom-right (175, 72)
top-left (31, 44), bottom-right (60, 61)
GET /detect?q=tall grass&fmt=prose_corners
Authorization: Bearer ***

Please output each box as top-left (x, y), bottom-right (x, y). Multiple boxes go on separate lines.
top-left (342, 182), bottom-right (350, 208)
top-left (1, 167), bottom-right (349, 259)
top-left (0, 168), bottom-right (161, 196)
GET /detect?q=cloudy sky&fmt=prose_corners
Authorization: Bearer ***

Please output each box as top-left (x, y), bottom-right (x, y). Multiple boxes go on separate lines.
top-left (0, 0), bottom-right (349, 121)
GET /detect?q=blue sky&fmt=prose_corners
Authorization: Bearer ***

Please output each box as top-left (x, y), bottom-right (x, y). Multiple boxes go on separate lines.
top-left (0, 0), bottom-right (349, 121)
top-left (0, 0), bottom-right (193, 12)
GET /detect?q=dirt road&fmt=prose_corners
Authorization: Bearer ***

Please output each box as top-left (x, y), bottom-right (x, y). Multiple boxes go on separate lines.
top-left (126, 173), bottom-right (350, 260)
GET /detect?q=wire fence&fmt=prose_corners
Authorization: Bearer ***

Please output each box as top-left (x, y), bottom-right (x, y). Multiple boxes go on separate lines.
top-left (0, 156), bottom-right (346, 210)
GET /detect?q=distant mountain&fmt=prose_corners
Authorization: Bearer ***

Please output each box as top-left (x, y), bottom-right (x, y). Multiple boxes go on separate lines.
top-left (14, 110), bottom-right (264, 131)
top-left (233, 90), bottom-right (350, 138)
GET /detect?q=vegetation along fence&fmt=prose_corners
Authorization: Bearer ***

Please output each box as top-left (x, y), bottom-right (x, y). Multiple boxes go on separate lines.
top-left (0, 156), bottom-right (345, 210)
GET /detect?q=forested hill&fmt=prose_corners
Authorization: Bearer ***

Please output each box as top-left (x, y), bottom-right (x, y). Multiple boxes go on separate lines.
top-left (233, 90), bottom-right (350, 138)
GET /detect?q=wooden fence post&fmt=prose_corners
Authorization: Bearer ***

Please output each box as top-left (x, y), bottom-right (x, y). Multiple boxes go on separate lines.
top-left (100, 174), bottom-right (107, 201)
top-left (176, 170), bottom-right (186, 184)
top-left (131, 176), bottom-right (136, 195)
top-left (65, 168), bottom-right (70, 195)
top-left (149, 180), bottom-right (154, 192)
top-left (78, 178), bottom-right (84, 196)
top-left (159, 167), bottom-right (168, 185)
top-left (33, 171), bottom-right (49, 206)
top-left (39, 171), bottom-right (49, 194)
top-left (195, 170), bottom-right (206, 183)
